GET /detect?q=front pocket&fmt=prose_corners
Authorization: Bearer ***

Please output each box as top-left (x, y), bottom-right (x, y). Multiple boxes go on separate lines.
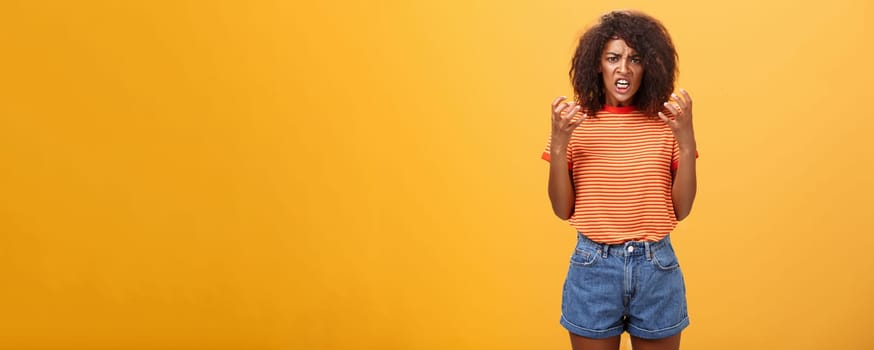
top-left (570, 247), bottom-right (599, 266)
top-left (651, 245), bottom-right (679, 270)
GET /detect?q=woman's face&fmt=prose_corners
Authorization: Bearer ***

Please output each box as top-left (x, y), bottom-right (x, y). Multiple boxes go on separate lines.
top-left (599, 38), bottom-right (644, 107)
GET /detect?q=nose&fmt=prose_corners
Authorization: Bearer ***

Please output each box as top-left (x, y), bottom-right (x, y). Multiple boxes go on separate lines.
top-left (617, 58), bottom-right (630, 73)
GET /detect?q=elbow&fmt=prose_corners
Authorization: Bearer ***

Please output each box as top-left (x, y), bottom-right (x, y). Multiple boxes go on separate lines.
top-left (674, 207), bottom-right (692, 221)
top-left (672, 192), bottom-right (696, 222)
top-left (553, 208), bottom-right (574, 221)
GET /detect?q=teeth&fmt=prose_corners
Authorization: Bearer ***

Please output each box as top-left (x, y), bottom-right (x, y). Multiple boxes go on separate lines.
top-left (616, 79), bottom-right (629, 88)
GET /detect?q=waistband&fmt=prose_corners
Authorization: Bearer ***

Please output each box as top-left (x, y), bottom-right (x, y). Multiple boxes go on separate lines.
top-left (576, 232), bottom-right (672, 259)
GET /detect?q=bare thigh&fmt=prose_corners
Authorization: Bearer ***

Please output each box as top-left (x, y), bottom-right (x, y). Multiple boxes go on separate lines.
top-left (569, 332), bottom-right (620, 350)
top-left (630, 333), bottom-right (681, 350)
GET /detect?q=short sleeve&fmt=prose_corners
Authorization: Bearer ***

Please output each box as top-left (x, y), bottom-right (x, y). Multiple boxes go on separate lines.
top-left (541, 135), bottom-right (573, 167)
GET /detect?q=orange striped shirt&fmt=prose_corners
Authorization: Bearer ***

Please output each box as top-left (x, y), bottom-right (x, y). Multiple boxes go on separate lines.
top-left (542, 105), bottom-right (693, 244)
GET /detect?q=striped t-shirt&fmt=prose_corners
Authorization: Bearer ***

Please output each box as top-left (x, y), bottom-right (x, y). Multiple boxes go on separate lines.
top-left (542, 105), bottom-right (692, 244)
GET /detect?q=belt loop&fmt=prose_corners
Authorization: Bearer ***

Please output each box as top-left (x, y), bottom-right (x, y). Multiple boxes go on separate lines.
top-left (645, 241), bottom-right (653, 261)
top-left (601, 243), bottom-right (609, 258)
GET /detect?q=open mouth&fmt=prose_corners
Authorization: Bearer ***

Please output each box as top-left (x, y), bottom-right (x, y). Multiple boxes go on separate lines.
top-left (615, 79), bottom-right (630, 93)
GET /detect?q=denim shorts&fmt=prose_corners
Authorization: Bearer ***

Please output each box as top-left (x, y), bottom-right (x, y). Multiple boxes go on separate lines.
top-left (560, 232), bottom-right (689, 339)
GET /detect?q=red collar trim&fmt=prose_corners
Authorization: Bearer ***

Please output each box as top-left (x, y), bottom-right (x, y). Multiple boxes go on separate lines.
top-left (603, 105), bottom-right (637, 114)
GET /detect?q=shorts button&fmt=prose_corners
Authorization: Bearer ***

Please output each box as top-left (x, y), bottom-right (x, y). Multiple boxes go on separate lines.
top-left (627, 246), bottom-right (634, 253)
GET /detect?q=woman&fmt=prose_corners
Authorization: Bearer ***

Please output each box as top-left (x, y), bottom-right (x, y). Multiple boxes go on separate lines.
top-left (542, 10), bottom-right (697, 350)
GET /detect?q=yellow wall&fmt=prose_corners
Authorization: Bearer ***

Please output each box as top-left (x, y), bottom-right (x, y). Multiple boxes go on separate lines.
top-left (0, 1), bottom-right (872, 349)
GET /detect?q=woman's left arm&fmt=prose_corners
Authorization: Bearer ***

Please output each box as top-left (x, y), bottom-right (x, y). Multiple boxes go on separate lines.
top-left (659, 89), bottom-right (697, 221)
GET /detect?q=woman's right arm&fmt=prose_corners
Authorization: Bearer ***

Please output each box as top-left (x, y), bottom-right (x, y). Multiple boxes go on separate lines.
top-left (547, 96), bottom-right (588, 220)
top-left (548, 149), bottom-right (575, 220)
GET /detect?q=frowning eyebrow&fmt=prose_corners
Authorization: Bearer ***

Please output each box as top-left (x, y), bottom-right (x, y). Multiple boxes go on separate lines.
top-left (606, 51), bottom-right (640, 57)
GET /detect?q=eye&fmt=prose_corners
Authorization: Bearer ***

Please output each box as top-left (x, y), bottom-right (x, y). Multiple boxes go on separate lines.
top-left (631, 57), bottom-right (641, 64)
top-left (607, 56), bottom-right (618, 63)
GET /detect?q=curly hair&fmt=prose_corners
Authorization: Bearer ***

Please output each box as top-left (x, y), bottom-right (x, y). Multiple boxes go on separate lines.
top-left (570, 10), bottom-right (678, 117)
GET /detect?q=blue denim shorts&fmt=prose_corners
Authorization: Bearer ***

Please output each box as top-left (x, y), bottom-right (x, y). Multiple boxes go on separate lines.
top-left (560, 232), bottom-right (689, 339)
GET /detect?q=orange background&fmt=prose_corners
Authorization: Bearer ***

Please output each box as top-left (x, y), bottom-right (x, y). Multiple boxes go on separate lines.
top-left (0, 1), bottom-right (872, 349)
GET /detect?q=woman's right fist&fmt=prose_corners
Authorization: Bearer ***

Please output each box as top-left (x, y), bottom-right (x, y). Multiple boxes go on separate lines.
top-left (550, 96), bottom-right (587, 147)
